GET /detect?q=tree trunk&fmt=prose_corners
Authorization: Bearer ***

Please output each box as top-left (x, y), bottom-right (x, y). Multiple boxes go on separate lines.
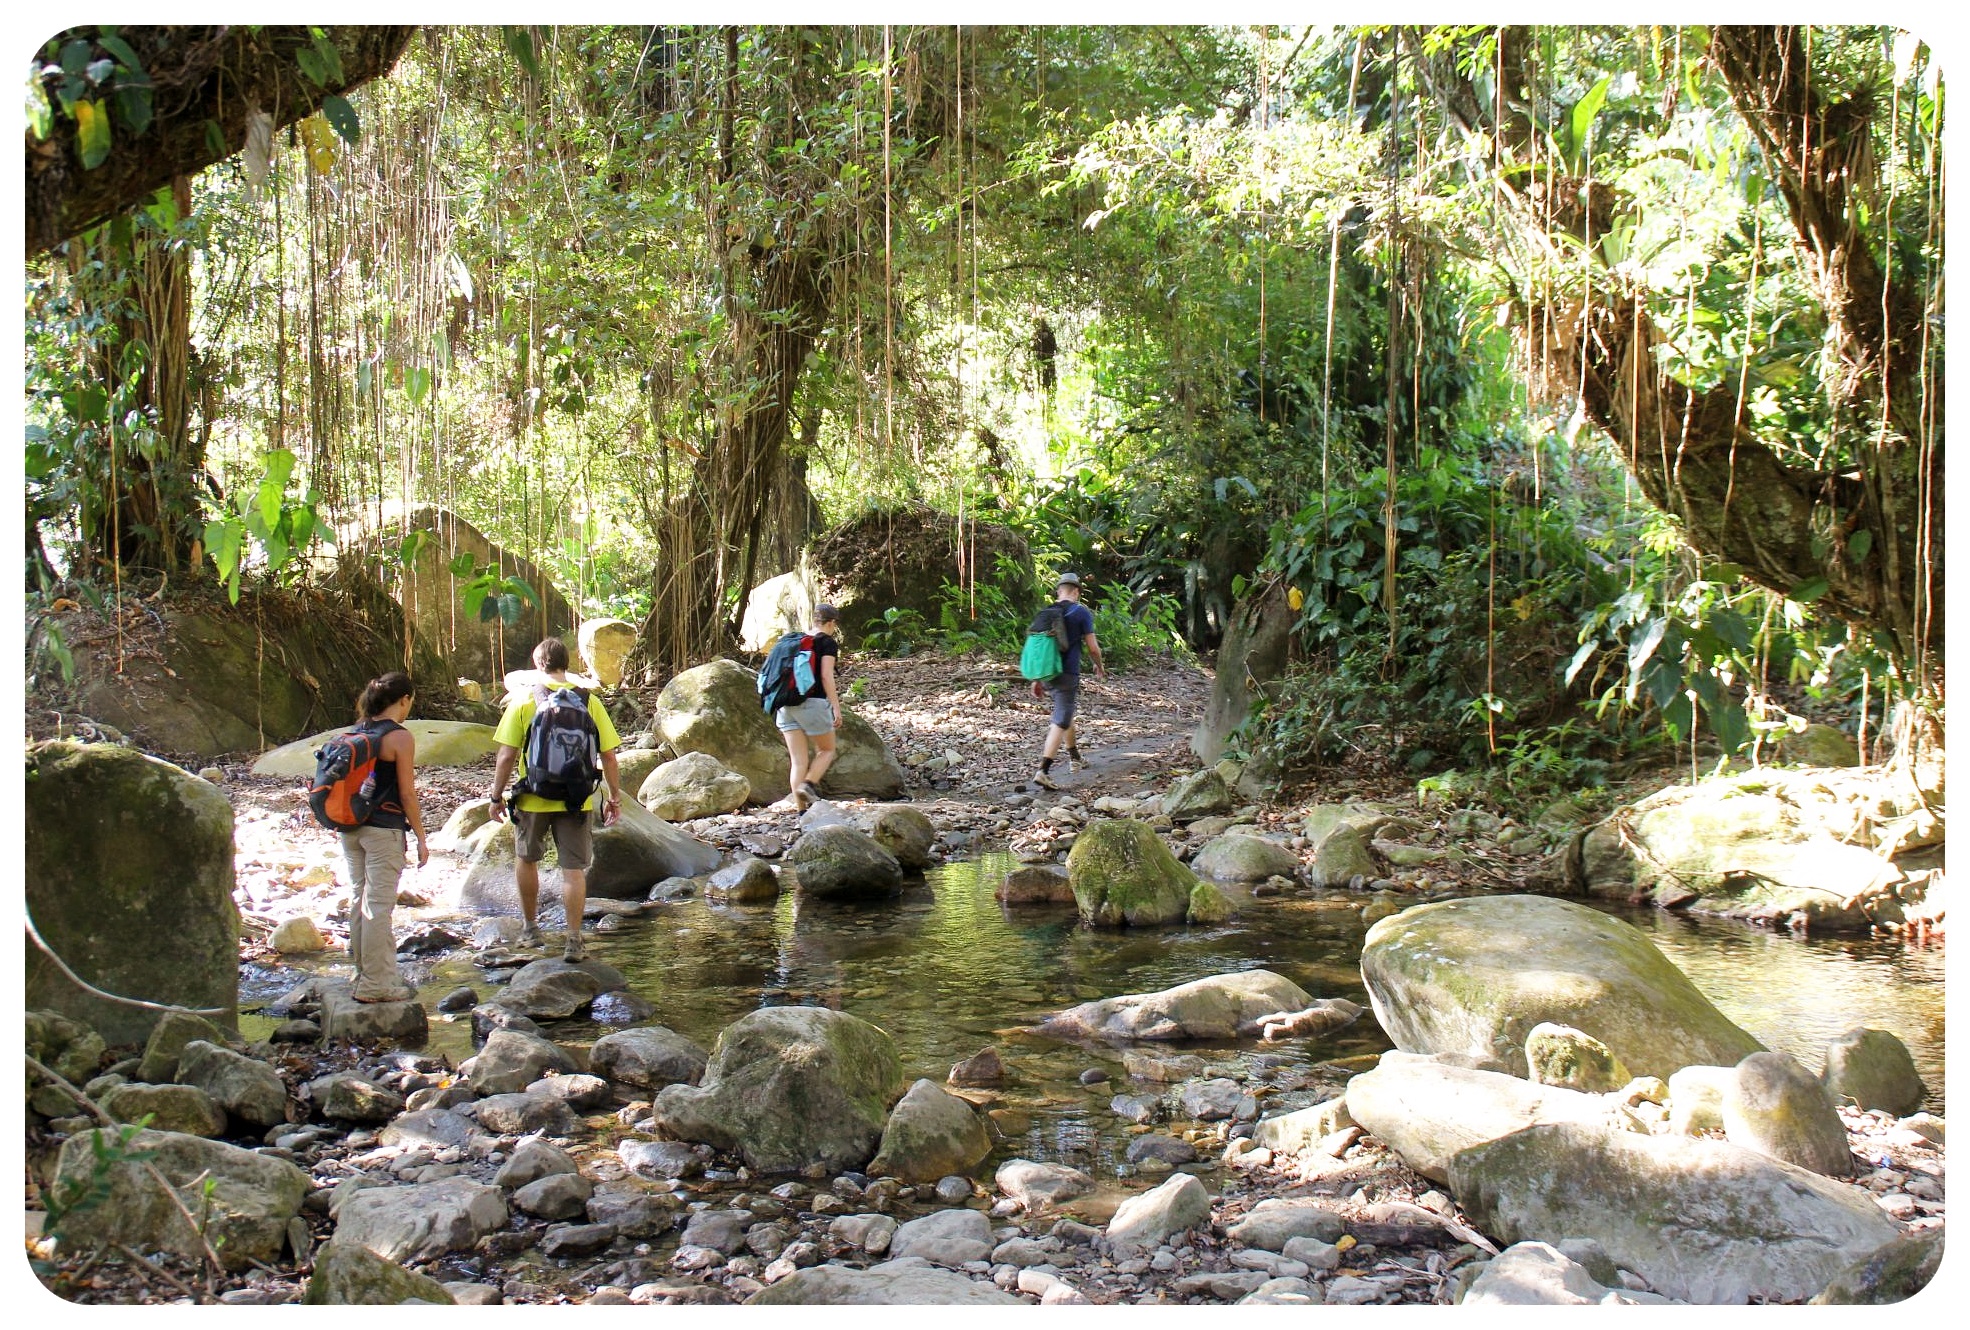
top-left (27, 25), bottom-right (416, 254)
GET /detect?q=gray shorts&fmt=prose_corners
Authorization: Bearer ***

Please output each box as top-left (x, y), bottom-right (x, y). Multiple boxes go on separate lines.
top-left (775, 696), bottom-right (835, 735)
top-left (513, 808), bottom-right (594, 870)
top-left (1047, 677), bottom-right (1080, 728)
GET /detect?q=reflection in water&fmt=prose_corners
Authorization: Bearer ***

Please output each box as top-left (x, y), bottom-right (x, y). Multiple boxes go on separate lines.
top-left (320, 854), bottom-right (1943, 1170)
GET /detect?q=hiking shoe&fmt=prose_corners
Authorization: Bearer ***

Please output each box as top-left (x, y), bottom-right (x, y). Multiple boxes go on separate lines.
top-left (800, 781), bottom-right (824, 805)
top-left (562, 934), bottom-right (588, 963)
top-left (1067, 748), bottom-right (1087, 773)
top-left (518, 922), bottom-right (541, 948)
top-left (1031, 769), bottom-right (1060, 791)
top-left (353, 981), bottom-right (415, 1005)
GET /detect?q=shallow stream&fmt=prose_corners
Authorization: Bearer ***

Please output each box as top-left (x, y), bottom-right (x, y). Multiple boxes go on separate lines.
top-left (247, 852), bottom-right (1945, 1177)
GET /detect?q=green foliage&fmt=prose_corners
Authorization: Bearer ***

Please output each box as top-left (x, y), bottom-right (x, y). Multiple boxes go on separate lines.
top-left (201, 449), bottom-right (329, 604)
top-left (860, 606), bottom-right (932, 658)
top-left (447, 554), bottom-right (538, 626)
top-left (30, 28), bottom-right (154, 168)
top-left (1089, 590), bottom-right (1185, 671)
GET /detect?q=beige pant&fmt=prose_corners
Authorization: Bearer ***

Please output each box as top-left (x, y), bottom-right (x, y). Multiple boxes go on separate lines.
top-left (341, 825), bottom-right (408, 998)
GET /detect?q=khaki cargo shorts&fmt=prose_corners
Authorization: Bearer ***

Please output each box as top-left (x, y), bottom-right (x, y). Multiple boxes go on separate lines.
top-left (513, 807), bottom-right (595, 870)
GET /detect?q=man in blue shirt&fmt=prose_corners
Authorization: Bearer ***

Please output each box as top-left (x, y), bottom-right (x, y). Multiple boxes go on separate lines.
top-left (1033, 572), bottom-right (1105, 790)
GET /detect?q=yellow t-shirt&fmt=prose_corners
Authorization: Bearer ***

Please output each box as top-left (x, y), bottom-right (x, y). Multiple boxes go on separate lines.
top-left (494, 684), bottom-right (621, 813)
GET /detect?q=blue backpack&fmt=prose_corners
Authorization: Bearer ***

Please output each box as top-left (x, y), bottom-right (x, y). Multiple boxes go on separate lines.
top-left (758, 631), bottom-right (819, 713)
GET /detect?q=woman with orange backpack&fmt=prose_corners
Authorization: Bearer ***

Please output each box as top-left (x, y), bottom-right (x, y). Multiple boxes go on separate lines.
top-left (338, 672), bottom-right (429, 1003)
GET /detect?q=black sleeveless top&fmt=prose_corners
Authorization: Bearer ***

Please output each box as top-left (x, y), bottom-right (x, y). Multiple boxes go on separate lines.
top-left (358, 718), bottom-right (410, 831)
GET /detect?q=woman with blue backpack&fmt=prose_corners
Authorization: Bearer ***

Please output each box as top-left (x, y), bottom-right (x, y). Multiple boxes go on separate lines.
top-left (764, 603), bottom-right (843, 809)
top-left (336, 672), bottom-right (428, 1003)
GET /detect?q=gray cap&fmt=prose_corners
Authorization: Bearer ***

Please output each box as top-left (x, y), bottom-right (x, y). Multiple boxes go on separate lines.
top-left (1055, 572), bottom-right (1081, 588)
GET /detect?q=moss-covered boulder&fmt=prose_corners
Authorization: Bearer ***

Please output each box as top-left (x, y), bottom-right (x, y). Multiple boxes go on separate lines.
top-left (1809, 1229), bottom-right (1946, 1305)
top-left (1775, 722), bottom-right (1861, 768)
top-left (637, 751), bottom-right (752, 821)
top-left (1035, 969), bottom-right (1326, 1042)
top-left (1525, 1023), bottom-right (1631, 1093)
top-left (864, 804), bottom-right (936, 872)
top-left (99, 1082), bottom-right (227, 1137)
top-left (740, 568), bottom-right (821, 653)
top-left (25, 1009), bottom-right (105, 1085)
top-left (656, 658), bottom-right (904, 803)
top-left (1821, 1027), bottom-right (1927, 1116)
top-left (1187, 880), bottom-right (1233, 923)
top-left (614, 745), bottom-right (673, 799)
top-left (304, 1237), bottom-right (458, 1305)
top-left (136, 1008), bottom-right (239, 1083)
top-left (52, 1127), bottom-right (310, 1270)
top-left (1192, 584), bottom-right (1293, 766)
top-left (251, 720), bottom-right (499, 778)
top-left (26, 742), bottom-right (238, 1047)
top-left (1302, 804), bottom-right (1393, 887)
top-left (1575, 772), bottom-right (1903, 930)
top-left (867, 1079), bottom-right (993, 1182)
top-left (652, 1007), bottom-right (903, 1175)
top-left (788, 825), bottom-right (905, 899)
top-left (1722, 1051), bottom-right (1855, 1177)
top-left (1448, 1122), bottom-right (1900, 1304)
top-left (1360, 895), bottom-right (1763, 1080)
top-left (1160, 768), bottom-right (1233, 822)
top-left (1066, 818), bottom-right (1202, 927)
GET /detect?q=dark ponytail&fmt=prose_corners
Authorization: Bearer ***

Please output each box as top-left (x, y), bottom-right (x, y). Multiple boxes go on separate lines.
top-left (356, 671), bottom-right (415, 722)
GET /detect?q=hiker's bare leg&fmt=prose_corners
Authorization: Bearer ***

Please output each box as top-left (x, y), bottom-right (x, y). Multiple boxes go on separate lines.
top-left (561, 868), bottom-right (587, 942)
top-left (515, 857), bottom-right (541, 927)
top-left (1043, 723), bottom-right (1070, 760)
top-left (805, 730), bottom-right (838, 786)
top-left (782, 730), bottom-right (810, 792)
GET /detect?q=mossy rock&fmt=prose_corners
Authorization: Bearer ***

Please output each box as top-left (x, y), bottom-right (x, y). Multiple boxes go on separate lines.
top-left (656, 659), bottom-right (904, 803)
top-left (26, 743), bottom-right (239, 1047)
top-left (25, 1009), bottom-right (106, 1085)
top-left (868, 1078), bottom-right (993, 1182)
top-left (1360, 894), bottom-right (1763, 1080)
top-left (1723, 1051), bottom-right (1855, 1177)
top-left (653, 1006), bottom-right (903, 1174)
top-left (638, 751), bottom-right (752, 821)
top-left (1821, 1027), bottom-right (1926, 1116)
top-left (1187, 880), bottom-right (1232, 924)
top-left (305, 1238), bottom-right (458, 1305)
top-left (1066, 819), bottom-right (1199, 927)
top-left (250, 720), bottom-right (500, 777)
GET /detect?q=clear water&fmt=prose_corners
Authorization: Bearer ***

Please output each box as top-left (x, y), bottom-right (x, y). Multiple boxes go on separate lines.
top-left (257, 852), bottom-right (1945, 1172)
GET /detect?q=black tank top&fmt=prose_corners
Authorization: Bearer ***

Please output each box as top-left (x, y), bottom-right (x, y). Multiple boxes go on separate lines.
top-left (359, 719), bottom-right (410, 831)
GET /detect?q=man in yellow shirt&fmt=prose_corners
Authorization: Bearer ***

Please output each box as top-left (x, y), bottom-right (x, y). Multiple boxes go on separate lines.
top-left (487, 637), bottom-right (624, 961)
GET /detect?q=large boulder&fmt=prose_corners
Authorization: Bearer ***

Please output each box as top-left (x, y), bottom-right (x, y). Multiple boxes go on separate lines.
top-left (1033, 970), bottom-right (1336, 1042)
top-left (454, 799), bottom-right (719, 911)
top-left (51, 1128), bottom-right (309, 1270)
top-left (656, 659), bottom-right (905, 803)
top-left (748, 1261), bottom-right (1018, 1305)
top-left (1460, 1241), bottom-right (1629, 1306)
top-left (889, 1207), bottom-right (994, 1264)
top-left (1191, 833), bottom-right (1300, 883)
top-left (1722, 1051), bottom-right (1856, 1177)
top-left (652, 1006), bottom-right (903, 1174)
top-left (1302, 804), bottom-right (1396, 887)
top-left (740, 568), bottom-right (821, 654)
top-left (492, 959), bottom-right (608, 1021)
top-left (1448, 1122), bottom-right (1901, 1304)
top-left (66, 584), bottom-right (433, 758)
top-left (317, 982), bottom-right (429, 1046)
top-left (304, 1238), bottom-right (458, 1305)
top-left (1106, 1172), bottom-right (1212, 1250)
top-left (1809, 1229), bottom-right (1946, 1305)
top-left (1574, 771), bottom-right (1905, 931)
top-left (809, 502), bottom-right (1035, 643)
top-left (1066, 818), bottom-right (1202, 927)
top-left (868, 1079), bottom-right (992, 1182)
top-left (577, 618), bottom-right (638, 688)
top-left (706, 856), bottom-right (781, 904)
top-left (136, 1009), bottom-right (239, 1084)
top-left (99, 1082), bottom-right (228, 1138)
top-left (1345, 1052), bottom-right (1647, 1183)
top-left (1821, 1027), bottom-right (1927, 1116)
top-left (1192, 584), bottom-right (1293, 765)
top-left (637, 751), bottom-right (752, 821)
top-left (26, 742), bottom-right (238, 1046)
top-left (251, 720), bottom-right (499, 777)
top-left (342, 502), bottom-right (574, 684)
top-left (864, 805), bottom-right (936, 872)
top-left (789, 825), bottom-right (905, 899)
top-left (1360, 895), bottom-right (1764, 1079)
top-left (330, 1177), bottom-right (510, 1263)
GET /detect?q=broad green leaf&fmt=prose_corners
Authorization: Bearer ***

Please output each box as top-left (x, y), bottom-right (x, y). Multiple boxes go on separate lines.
top-left (1790, 577), bottom-right (1829, 603)
top-left (504, 575), bottom-right (537, 607)
top-left (203, 117), bottom-right (226, 157)
top-left (74, 98), bottom-right (111, 169)
top-left (404, 366), bottom-right (431, 404)
top-left (256, 479), bottom-right (282, 533)
top-left (95, 34), bottom-right (143, 73)
top-left (289, 507), bottom-right (315, 550)
top-left (59, 40), bottom-right (90, 77)
top-left (1708, 608), bottom-right (1753, 653)
top-left (502, 26), bottom-right (543, 80)
top-left (397, 529), bottom-right (432, 567)
top-left (321, 94), bottom-right (359, 145)
top-left (1564, 640), bottom-right (1597, 687)
top-left (1567, 75), bottom-right (1611, 169)
top-left (477, 593), bottom-right (502, 623)
top-left (294, 47), bottom-right (324, 87)
top-left (84, 58), bottom-right (115, 85)
top-left (497, 592), bottom-right (524, 624)
top-left (1848, 529), bottom-right (1873, 561)
top-left (264, 447), bottom-right (297, 489)
top-left (1625, 615), bottom-right (1668, 675)
top-left (114, 84), bottom-right (152, 135)
top-left (355, 358), bottom-right (372, 396)
top-left (312, 31), bottom-right (345, 84)
top-left (448, 551), bottom-right (477, 578)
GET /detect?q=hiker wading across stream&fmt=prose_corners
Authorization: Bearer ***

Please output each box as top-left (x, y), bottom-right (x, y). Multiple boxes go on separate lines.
top-left (775, 604), bottom-right (843, 809)
top-left (487, 638), bottom-right (623, 962)
top-left (1033, 572), bottom-right (1104, 790)
top-left (339, 672), bottom-right (428, 1003)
